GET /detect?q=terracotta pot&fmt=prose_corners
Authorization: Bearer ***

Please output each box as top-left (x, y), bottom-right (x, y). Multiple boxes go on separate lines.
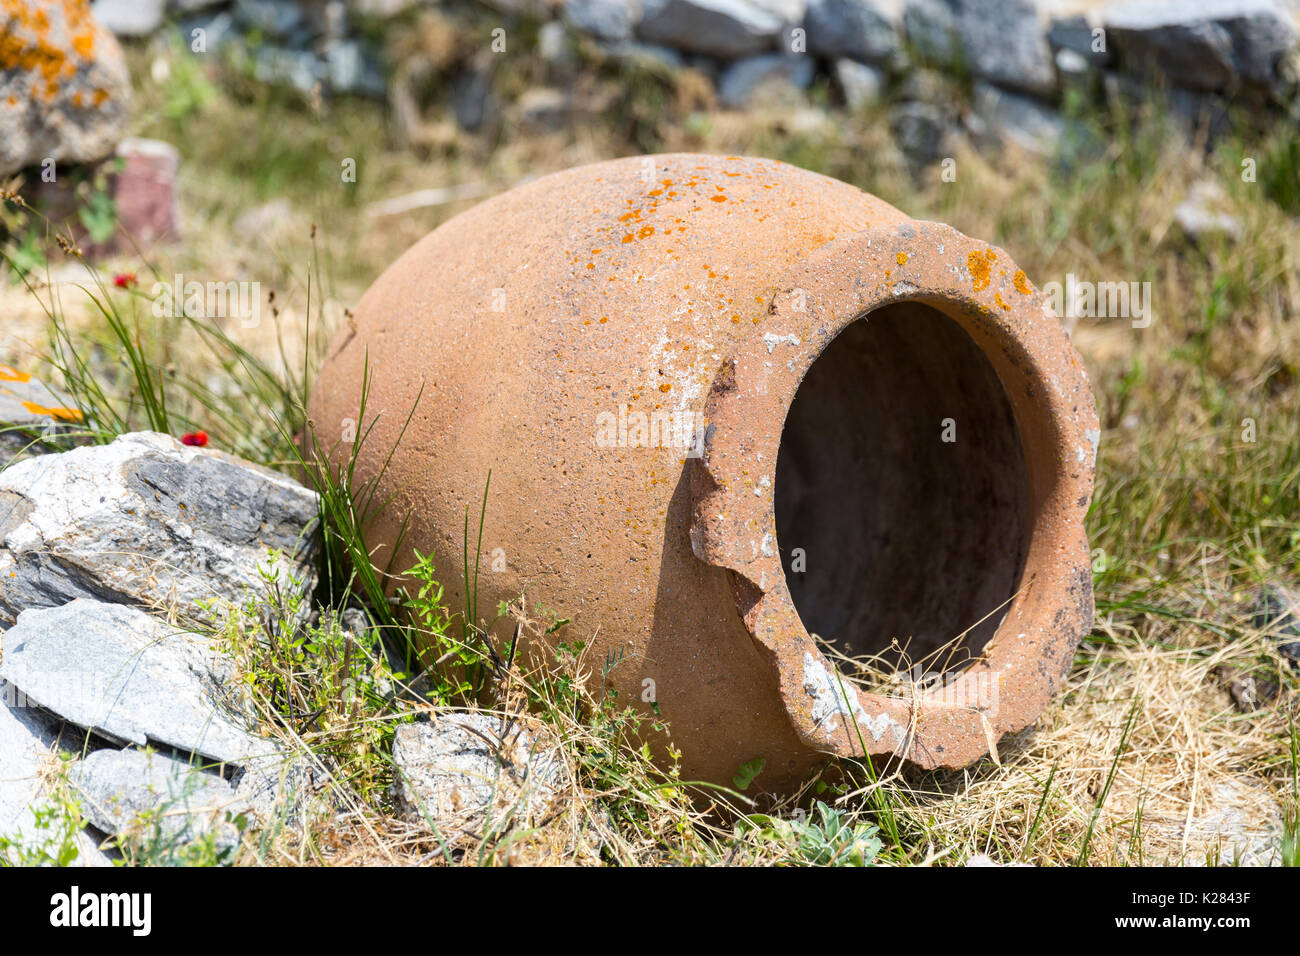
top-left (310, 153), bottom-right (1098, 790)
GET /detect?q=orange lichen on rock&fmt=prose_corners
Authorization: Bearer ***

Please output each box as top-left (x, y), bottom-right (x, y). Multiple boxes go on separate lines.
top-left (1, 0), bottom-right (129, 174)
top-left (1, 0), bottom-right (100, 102)
top-left (21, 400), bottom-right (83, 422)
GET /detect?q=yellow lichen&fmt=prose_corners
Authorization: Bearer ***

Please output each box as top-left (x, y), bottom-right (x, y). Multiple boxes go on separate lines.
top-left (21, 400), bottom-right (83, 422)
top-left (968, 249), bottom-right (996, 292)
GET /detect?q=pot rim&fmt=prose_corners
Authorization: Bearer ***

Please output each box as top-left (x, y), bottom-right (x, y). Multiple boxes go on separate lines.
top-left (689, 219), bottom-right (1099, 769)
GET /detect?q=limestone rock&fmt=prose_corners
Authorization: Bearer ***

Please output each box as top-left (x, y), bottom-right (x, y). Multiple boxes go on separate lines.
top-left (717, 52), bottom-right (813, 107)
top-left (0, 0), bottom-right (133, 175)
top-left (834, 57), bottom-right (886, 108)
top-left (69, 747), bottom-right (243, 858)
top-left (566, 0), bottom-right (643, 40)
top-left (903, 0), bottom-right (1055, 96)
top-left (972, 80), bottom-right (1065, 156)
top-left (0, 431), bottom-right (318, 627)
top-left (0, 692), bottom-right (111, 865)
top-left (1172, 178), bottom-right (1243, 241)
top-left (1103, 0), bottom-right (1299, 92)
top-left (0, 599), bottom-right (273, 766)
top-left (637, 0), bottom-right (784, 58)
top-left (232, 752), bottom-right (328, 827)
top-left (393, 712), bottom-right (569, 839)
top-left (805, 0), bottom-right (902, 66)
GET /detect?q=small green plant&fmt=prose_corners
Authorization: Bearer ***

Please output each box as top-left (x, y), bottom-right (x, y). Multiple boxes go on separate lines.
top-left (0, 760), bottom-right (95, 867)
top-left (1282, 719), bottom-right (1299, 867)
top-left (2, 227), bottom-right (45, 283)
top-left (161, 37), bottom-right (220, 122)
top-left (217, 556), bottom-right (400, 801)
top-left (404, 548), bottom-right (486, 702)
top-left (76, 167), bottom-right (118, 246)
top-left (738, 801), bottom-right (882, 867)
top-left (733, 758), bottom-right (765, 792)
top-left (112, 774), bottom-right (249, 868)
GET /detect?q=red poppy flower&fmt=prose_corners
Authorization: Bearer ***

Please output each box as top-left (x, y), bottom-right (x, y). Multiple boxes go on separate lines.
top-left (181, 430), bottom-right (208, 447)
top-left (113, 272), bottom-right (136, 289)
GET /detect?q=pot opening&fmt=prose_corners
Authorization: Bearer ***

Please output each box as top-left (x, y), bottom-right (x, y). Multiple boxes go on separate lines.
top-left (773, 300), bottom-right (1031, 675)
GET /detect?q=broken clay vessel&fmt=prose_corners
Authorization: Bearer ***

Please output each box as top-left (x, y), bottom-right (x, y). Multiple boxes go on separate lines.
top-left (309, 154), bottom-right (1099, 789)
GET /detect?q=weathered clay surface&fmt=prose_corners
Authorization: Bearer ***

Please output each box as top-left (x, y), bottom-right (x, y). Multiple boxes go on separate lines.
top-left (0, 0), bottom-right (132, 175)
top-left (0, 431), bottom-right (318, 626)
top-left (393, 712), bottom-right (568, 838)
top-left (309, 153), bottom-right (1099, 789)
top-left (0, 598), bottom-right (273, 765)
top-left (68, 746), bottom-right (243, 856)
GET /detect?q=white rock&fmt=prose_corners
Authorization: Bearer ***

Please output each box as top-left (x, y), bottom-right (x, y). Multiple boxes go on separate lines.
top-left (637, 0), bottom-right (785, 58)
top-left (835, 57), bottom-right (886, 108)
top-left (232, 752), bottom-right (328, 826)
top-left (92, 0), bottom-right (168, 37)
top-left (1173, 179), bottom-right (1243, 241)
top-left (68, 747), bottom-right (244, 858)
top-left (0, 431), bottom-right (318, 627)
top-left (393, 712), bottom-right (569, 839)
top-left (973, 80), bottom-right (1065, 155)
top-left (717, 53), bottom-right (814, 108)
top-left (0, 693), bottom-right (111, 866)
top-left (0, 599), bottom-right (273, 766)
top-left (566, 0), bottom-right (644, 40)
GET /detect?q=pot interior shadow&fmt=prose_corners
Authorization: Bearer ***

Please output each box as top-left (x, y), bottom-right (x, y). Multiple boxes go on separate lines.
top-left (774, 301), bottom-right (1030, 674)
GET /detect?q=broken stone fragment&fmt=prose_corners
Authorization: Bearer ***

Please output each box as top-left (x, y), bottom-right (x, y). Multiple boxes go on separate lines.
top-left (68, 746), bottom-right (244, 858)
top-left (636, 0), bottom-right (785, 59)
top-left (232, 751), bottom-right (330, 828)
top-left (393, 712), bottom-right (569, 840)
top-left (0, 430), bottom-right (319, 627)
top-left (0, 692), bottom-right (112, 866)
top-left (0, 599), bottom-right (274, 766)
